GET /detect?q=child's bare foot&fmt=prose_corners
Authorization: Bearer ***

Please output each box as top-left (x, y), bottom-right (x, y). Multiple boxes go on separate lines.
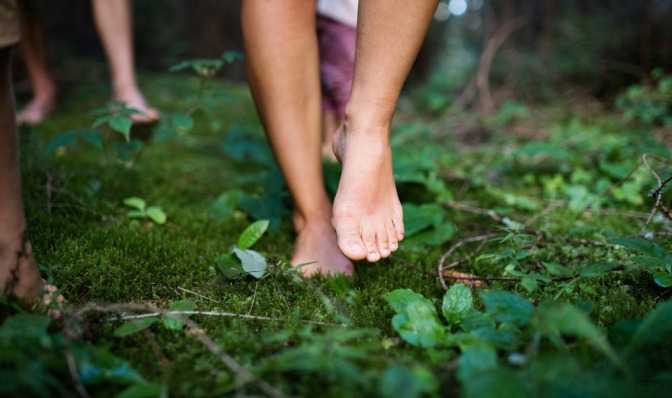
top-left (16, 97), bottom-right (56, 125)
top-left (0, 234), bottom-right (65, 316)
top-left (331, 122), bottom-right (404, 262)
top-left (114, 87), bottom-right (159, 125)
top-left (292, 212), bottom-right (354, 277)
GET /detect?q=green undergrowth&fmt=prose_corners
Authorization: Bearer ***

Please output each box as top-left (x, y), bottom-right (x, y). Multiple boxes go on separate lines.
top-left (2, 68), bottom-right (672, 397)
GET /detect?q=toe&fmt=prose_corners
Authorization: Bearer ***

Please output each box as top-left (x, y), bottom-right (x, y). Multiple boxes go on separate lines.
top-left (362, 228), bottom-right (381, 262)
top-left (376, 227), bottom-right (391, 259)
top-left (386, 221), bottom-right (399, 253)
top-left (334, 220), bottom-right (368, 261)
top-left (393, 214), bottom-right (405, 242)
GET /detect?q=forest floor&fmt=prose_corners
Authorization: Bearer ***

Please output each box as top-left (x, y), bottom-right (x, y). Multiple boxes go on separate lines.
top-left (2, 68), bottom-right (672, 397)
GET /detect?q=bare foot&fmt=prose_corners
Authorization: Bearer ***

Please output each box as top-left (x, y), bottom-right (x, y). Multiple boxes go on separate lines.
top-left (331, 122), bottom-right (404, 262)
top-left (0, 234), bottom-right (65, 316)
top-left (16, 97), bottom-right (55, 125)
top-left (292, 212), bottom-right (354, 277)
top-left (114, 87), bottom-right (159, 125)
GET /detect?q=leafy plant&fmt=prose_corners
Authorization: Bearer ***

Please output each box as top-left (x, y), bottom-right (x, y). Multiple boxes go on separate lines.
top-left (610, 237), bottom-right (672, 287)
top-left (616, 70), bottom-right (672, 127)
top-left (113, 299), bottom-right (197, 336)
top-left (122, 197), bottom-right (167, 225)
top-left (216, 220), bottom-right (270, 279)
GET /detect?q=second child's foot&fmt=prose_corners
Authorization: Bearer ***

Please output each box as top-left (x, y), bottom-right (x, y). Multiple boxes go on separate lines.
top-left (16, 98), bottom-right (55, 125)
top-left (332, 123), bottom-right (404, 262)
top-left (114, 88), bottom-right (159, 125)
top-left (292, 213), bottom-right (354, 277)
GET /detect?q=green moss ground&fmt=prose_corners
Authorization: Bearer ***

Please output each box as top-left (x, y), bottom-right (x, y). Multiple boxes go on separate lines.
top-left (3, 70), bottom-right (672, 397)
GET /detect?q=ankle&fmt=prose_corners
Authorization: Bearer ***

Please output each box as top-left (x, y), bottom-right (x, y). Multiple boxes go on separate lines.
top-left (293, 208), bottom-right (332, 232)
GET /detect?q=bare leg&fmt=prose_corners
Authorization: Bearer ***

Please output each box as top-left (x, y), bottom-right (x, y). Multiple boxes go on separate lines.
top-left (16, 10), bottom-right (56, 124)
top-left (242, 1), bottom-right (353, 276)
top-left (92, 0), bottom-right (158, 124)
top-left (332, 0), bottom-right (438, 261)
top-left (0, 47), bottom-right (62, 310)
top-left (321, 110), bottom-right (339, 161)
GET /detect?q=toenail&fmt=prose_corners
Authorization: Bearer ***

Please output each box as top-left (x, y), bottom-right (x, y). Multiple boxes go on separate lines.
top-left (381, 249), bottom-right (390, 256)
top-left (390, 243), bottom-right (398, 250)
top-left (368, 252), bottom-right (380, 261)
top-left (350, 243), bottom-right (366, 254)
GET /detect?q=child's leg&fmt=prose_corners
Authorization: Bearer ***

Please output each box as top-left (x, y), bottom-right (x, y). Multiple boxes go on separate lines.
top-left (241, 0), bottom-right (353, 276)
top-left (16, 6), bottom-right (56, 124)
top-left (332, 0), bottom-right (439, 262)
top-left (0, 46), bottom-right (58, 303)
top-left (91, 0), bottom-right (158, 124)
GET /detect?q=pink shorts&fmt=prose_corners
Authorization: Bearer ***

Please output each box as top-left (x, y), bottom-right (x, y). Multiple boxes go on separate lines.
top-left (316, 15), bottom-right (356, 117)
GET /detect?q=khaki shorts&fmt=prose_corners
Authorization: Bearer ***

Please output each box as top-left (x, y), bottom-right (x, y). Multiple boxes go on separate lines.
top-left (0, 0), bottom-right (19, 48)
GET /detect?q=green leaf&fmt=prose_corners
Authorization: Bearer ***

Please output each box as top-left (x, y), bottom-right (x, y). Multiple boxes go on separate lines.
top-left (579, 263), bottom-right (617, 277)
top-left (533, 303), bottom-right (624, 370)
top-left (237, 219), bottom-right (270, 250)
top-left (109, 115), bottom-right (133, 142)
top-left (543, 262), bottom-right (574, 276)
top-left (609, 237), bottom-right (672, 262)
top-left (379, 365), bottom-right (438, 398)
top-left (163, 299), bottom-right (196, 330)
top-left (123, 197), bottom-right (146, 211)
top-left (442, 284), bottom-right (473, 325)
top-left (626, 300), bottom-right (672, 354)
top-left (207, 191), bottom-right (243, 221)
top-left (216, 253), bottom-right (244, 278)
top-left (629, 255), bottom-right (669, 268)
top-left (456, 341), bottom-right (498, 383)
top-left (145, 206), bottom-right (167, 225)
top-left (405, 222), bottom-right (455, 246)
top-left (76, 344), bottom-right (146, 384)
top-left (171, 113), bottom-right (194, 133)
top-left (402, 203), bottom-right (444, 237)
top-left (78, 130), bottom-right (104, 149)
top-left (391, 301), bottom-right (445, 347)
top-left (653, 272), bottom-right (672, 287)
top-left (233, 247), bottom-right (267, 279)
top-left (43, 131), bottom-right (79, 155)
top-left (92, 115), bottom-right (111, 128)
top-left (222, 51), bottom-right (244, 64)
top-left (117, 383), bottom-right (163, 398)
top-left (113, 317), bottom-right (159, 337)
top-left (385, 289), bottom-right (428, 314)
top-left (480, 291), bottom-right (534, 326)
top-left (520, 275), bottom-right (538, 292)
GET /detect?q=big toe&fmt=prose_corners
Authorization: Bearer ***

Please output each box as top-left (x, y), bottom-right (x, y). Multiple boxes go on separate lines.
top-left (334, 221), bottom-right (368, 261)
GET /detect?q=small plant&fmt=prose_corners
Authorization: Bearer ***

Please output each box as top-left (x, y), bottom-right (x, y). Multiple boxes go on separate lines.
top-left (122, 197), bottom-right (167, 225)
top-left (616, 69), bottom-right (672, 127)
top-left (216, 219), bottom-right (270, 279)
top-left (610, 237), bottom-right (672, 288)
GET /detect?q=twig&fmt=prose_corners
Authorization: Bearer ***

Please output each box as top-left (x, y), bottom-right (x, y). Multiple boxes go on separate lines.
top-left (441, 274), bottom-right (574, 282)
top-left (247, 281), bottom-right (259, 315)
top-left (178, 286), bottom-right (221, 304)
top-left (65, 349), bottom-right (91, 398)
top-left (108, 310), bottom-right (345, 327)
top-left (438, 233), bottom-right (502, 290)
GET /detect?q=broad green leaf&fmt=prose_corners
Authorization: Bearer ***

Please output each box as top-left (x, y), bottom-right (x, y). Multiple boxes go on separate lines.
top-left (76, 344), bottom-right (146, 384)
top-left (78, 130), bottom-right (104, 149)
top-left (146, 206), bottom-right (167, 225)
top-left (520, 275), bottom-right (538, 292)
top-left (113, 317), bottom-right (159, 337)
top-left (0, 314), bottom-right (52, 348)
top-left (653, 272), bottom-right (672, 287)
top-left (109, 115), bottom-right (133, 142)
top-left (123, 197), bottom-right (146, 212)
top-left (456, 341), bottom-right (498, 383)
top-left (163, 299), bottom-right (196, 330)
top-left (461, 367), bottom-right (527, 398)
top-left (117, 383), bottom-right (163, 398)
top-left (216, 253), bottom-right (244, 278)
top-left (609, 237), bottom-right (672, 262)
top-left (405, 222), bottom-right (455, 246)
top-left (543, 262), bottom-right (574, 276)
top-left (43, 132), bottom-right (79, 155)
top-left (629, 255), bottom-right (668, 268)
top-left (233, 247), bottom-right (267, 279)
top-left (533, 304), bottom-right (624, 370)
top-left (171, 113), bottom-right (193, 133)
top-left (237, 219), bottom-right (270, 250)
top-left (391, 301), bottom-right (445, 347)
top-left (459, 312), bottom-right (495, 333)
top-left (385, 289), bottom-right (428, 314)
top-left (92, 115), bottom-right (111, 129)
top-left (579, 263), bottom-right (617, 277)
top-left (480, 291), bottom-right (534, 326)
top-left (442, 284), bottom-right (473, 325)
top-left (379, 365), bottom-right (438, 398)
top-left (207, 190), bottom-right (243, 221)
top-left (222, 51), bottom-right (244, 64)
top-left (626, 300), bottom-right (672, 353)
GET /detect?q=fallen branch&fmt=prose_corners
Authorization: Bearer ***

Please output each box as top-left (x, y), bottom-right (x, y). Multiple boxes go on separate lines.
top-left (108, 310), bottom-right (346, 327)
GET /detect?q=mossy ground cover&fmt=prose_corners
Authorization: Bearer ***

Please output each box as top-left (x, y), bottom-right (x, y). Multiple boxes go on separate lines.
top-left (2, 69), bottom-right (672, 397)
